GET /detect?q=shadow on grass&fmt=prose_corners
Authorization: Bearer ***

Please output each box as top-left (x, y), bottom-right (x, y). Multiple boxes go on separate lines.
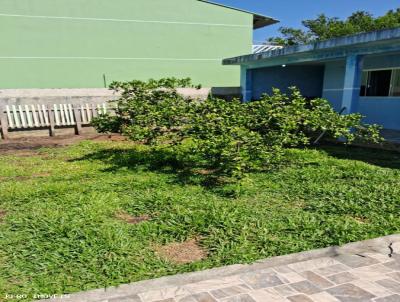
top-left (72, 142), bottom-right (400, 197)
top-left (71, 147), bottom-right (234, 194)
top-left (314, 142), bottom-right (400, 170)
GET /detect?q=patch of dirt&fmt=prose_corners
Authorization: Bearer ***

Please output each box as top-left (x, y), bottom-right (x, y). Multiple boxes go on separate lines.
top-left (0, 134), bottom-right (123, 156)
top-left (92, 135), bottom-right (128, 142)
top-left (4, 150), bottom-right (41, 157)
top-left (32, 172), bottom-right (51, 178)
top-left (115, 211), bottom-right (150, 225)
top-left (195, 169), bottom-right (218, 176)
top-left (14, 176), bottom-right (29, 181)
top-left (350, 216), bottom-right (369, 224)
top-left (155, 239), bottom-right (207, 264)
top-left (0, 210), bottom-right (6, 223)
top-left (13, 173), bottom-right (52, 181)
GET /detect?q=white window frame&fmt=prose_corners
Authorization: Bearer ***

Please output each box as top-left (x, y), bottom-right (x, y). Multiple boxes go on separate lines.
top-left (360, 67), bottom-right (400, 98)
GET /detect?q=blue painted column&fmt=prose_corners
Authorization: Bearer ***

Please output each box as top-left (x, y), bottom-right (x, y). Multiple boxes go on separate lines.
top-left (341, 54), bottom-right (364, 114)
top-left (240, 66), bottom-right (253, 102)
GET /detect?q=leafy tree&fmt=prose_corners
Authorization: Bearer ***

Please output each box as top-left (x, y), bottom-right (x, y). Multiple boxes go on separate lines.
top-left (92, 78), bottom-right (381, 180)
top-left (269, 9), bottom-right (400, 46)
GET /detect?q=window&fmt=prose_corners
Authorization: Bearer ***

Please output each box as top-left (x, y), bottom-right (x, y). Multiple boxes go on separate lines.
top-left (392, 69), bottom-right (400, 97)
top-left (360, 68), bottom-right (400, 97)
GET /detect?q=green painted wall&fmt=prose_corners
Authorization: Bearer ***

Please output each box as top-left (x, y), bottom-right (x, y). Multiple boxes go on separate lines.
top-left (0, 0), bottom-right (253, 88)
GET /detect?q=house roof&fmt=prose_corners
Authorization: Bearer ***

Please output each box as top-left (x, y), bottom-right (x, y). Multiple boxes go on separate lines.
top-left (198, 0), bottom-right (279, 29)
top-left (223, 27), bottom-right (400, 65)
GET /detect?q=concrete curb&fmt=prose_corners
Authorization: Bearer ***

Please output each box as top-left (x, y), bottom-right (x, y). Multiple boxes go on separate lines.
top-left (40, 234), bottom-right (400, 302)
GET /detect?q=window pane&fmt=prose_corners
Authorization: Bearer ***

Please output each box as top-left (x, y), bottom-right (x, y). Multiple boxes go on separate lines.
top-left (391, 69), bottom-right (400, 97)
top-left (366, 70), bottom-right (392, 97)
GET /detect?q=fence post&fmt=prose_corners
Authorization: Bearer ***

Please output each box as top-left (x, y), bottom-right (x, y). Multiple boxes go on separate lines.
top-left (91, 103), bottom-right (98, 119)
top-left (48, 105), bottom-right (56, 137)
top-left (0, 109), bottom-right (9, 140)
top-left (73, 105), bottom-right (82, 135)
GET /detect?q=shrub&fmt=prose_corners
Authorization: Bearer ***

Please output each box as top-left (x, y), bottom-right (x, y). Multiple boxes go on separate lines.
top-left (92, 78), bottom-right (381, 179)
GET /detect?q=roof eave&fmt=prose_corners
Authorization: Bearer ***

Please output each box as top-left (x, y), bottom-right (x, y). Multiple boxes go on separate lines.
top-left (198, 0), bottom-right (279, 29)
top-left (223, 27), bottom-right (400, 65)
top-left (253, 14), bottom-right (279, 29)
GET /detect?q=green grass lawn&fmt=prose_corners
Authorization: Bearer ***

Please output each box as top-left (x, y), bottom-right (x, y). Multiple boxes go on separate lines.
top-left (0, 139), bottom-right (399, 300)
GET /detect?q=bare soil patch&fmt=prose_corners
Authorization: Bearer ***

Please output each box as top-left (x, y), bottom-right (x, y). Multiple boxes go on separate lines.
top-left (350, 216), bottom-right (369, 224)
top-left (33, 172), bottom-right (52, 177)
top-left (155, 239), bottom-right (207, 264)
top-left (6, 150), bottom-right (41, 157)
top-left (92, 135), bottom-right (128, 142)
top-left (115, 211), bottom-right (150, 225)
top-left (14, 176), bottom-right (30, 181)
top-left (0, 134), bottom-right (123, 156)
top-left (14, 173), bottom-right (52, 181)
top-left (195, 169), bottom-right (218, 176)
top-left (0, 210), bottom-right (6, 222)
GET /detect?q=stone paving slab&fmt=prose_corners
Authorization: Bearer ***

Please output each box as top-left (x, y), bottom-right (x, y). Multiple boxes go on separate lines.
top-left (40, 235), bottom-right (400, 302)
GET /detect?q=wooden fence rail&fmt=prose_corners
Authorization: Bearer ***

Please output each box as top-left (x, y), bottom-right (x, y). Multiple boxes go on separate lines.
top-left (0, 103), bottom-right (109, 139)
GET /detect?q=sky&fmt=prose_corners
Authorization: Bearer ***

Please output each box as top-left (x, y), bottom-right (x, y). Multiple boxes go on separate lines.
top-left (214, 0), bottom-right (400, 43)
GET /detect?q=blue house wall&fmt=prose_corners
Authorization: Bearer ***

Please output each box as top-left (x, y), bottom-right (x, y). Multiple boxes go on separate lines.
top-left (252, 65), bottom-right (324, 99)
top-left (224, 28), bottom-right (400, 131)
top-left (359, 54), bottom-right (400, 129)
top-left (322, 61), bottom-right (345, 111)
top-left (321, 53), bottom-right (400, 129)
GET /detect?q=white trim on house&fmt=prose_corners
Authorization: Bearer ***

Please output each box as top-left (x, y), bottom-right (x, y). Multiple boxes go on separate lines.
top-left (0, 13), bottom-right (251, 28)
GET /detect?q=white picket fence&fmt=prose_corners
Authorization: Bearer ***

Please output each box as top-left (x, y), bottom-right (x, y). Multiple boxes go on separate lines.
top-left (0, 103), bottom-right (109, 139)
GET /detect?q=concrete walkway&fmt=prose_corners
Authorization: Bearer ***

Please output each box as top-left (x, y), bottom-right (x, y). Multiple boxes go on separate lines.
top-left (43, 235), bottom-right (400, 302)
